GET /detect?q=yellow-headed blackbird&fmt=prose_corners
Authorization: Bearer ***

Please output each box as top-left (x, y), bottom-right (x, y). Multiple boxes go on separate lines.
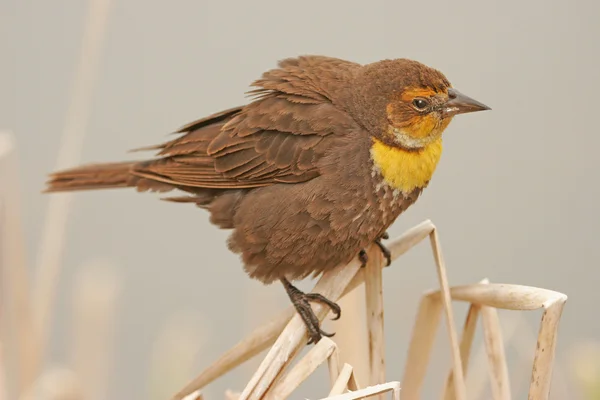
top-left (45, 55), bottom-right (490, 343)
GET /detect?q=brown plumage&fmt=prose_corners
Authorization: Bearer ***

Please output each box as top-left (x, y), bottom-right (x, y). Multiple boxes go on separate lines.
top-left (45, 55), bottom-right (490, 343)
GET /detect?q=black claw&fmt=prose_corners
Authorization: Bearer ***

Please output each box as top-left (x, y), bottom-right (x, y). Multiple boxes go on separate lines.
top-left (281, 278), bottom-right (341, 345)
top-left (305, 293), bottom-right (342, 320)
top-left (375, 233), bottom-right (392, 267)
top-left (359, 249), bottom-right (368, 267)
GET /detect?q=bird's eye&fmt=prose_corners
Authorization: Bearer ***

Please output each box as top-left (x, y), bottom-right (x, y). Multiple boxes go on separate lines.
top-left (412, 98), bottom-right (430, 111)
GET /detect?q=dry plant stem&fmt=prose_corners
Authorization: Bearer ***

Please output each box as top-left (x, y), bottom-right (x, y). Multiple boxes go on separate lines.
top-left (327, 342), bottom-right (342, 388)
top-left (173, 221), bottom-right (436, 400)
top-left (225, 390), bottom-right (241, 400)
top-left (329, 363), bottom-right (354, 396)
top-left (348, 370), bottom-right (361, 392)
top-left (464, 304), bottom-right (523, 399)
top-left (0, 132), bottom-right (37, 394)
top-left (528, 299), bottom-right (566, 400)
top-left (446, 284), bottom-right (566, 311)
top-left (443, 278), bottom-right (488, 400)
top-left (32, 0), bottom-right (113, 363)
top-left (332, 284), bottom-right (368, 385)
top-left (502, 313), bottom-right (569, 400)
top-left (239, 257), bottom-right (363, 400)
top-left (181, 390), bottom-right (203, 400)
top-left (432, 283), bottom-right (567, 400)
top-left (364, 246), bottom-right (386, 394)
top-left (320, 381), bottom-right (401, 400)
top-left (401, 291), bottom-right (443, 399)
top-left (481, 305), bottom-right (511, 400)
top-left (171, 308), bottom-right (295, 400)
top-left (429, 229), bottom-right (466, 400)
top-left (442, 305), bottom-right (480, 400)
top-left (264, 338), bottom-right (337, 399)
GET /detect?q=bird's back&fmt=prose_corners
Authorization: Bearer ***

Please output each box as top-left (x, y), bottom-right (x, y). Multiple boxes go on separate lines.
top-left (45, 55), bottom-right (424, 283)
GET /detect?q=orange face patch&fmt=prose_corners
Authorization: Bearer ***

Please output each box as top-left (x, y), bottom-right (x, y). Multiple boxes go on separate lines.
top-left (405, 113), bottom-right (439, 138)
top-left (399, 87), bottom-right (442, 103)
top-left (386, 85), bottom-right (452, 143)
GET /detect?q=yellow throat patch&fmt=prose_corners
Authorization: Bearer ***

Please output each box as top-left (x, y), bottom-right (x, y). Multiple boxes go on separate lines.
top-left (370, 137), bottom-right (443, 193)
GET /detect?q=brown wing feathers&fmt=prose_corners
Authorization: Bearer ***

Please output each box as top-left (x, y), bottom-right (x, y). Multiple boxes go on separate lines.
top-left (45, 56), bottom-right (358, 198)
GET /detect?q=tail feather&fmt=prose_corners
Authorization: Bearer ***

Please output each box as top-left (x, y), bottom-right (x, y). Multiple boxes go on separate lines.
top-left (44, 161), bottom-right (138, 192)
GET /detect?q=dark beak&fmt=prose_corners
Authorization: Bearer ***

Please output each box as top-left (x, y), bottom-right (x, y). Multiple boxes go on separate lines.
top-left (442, 88), bottom-right (491, 117)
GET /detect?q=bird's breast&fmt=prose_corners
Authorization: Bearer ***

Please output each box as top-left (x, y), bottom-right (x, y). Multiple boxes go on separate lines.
top-left (369, 137), bottom-right (443, 194)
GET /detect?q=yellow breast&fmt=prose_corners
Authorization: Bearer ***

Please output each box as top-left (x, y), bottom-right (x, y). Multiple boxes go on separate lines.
top-left (370, 137), bottom-right (443, 193)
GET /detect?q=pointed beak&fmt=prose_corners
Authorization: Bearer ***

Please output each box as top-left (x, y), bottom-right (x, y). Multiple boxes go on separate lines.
top-left (442, 88), bottom-right (491, 117)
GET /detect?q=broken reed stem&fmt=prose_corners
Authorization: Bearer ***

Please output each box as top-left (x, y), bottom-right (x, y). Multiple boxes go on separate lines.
top-left (443, 278), bottom-right (488, 400)
top-left (431, 282), bottom-right (567, 400)
top-left (319, 381), bottom-right (401, 400)
top-left (0, 132), bottom-right (37, 395)
top-left (466, 314), bottom-right (521, 399)
top-left (429, 229), bottom-right (466, 400)
top-left (363, 246), bottom-right (385, 397)
top-left (239, 257), bottom-right (364, 400)
top-left (173, 220), bottom-right (438, 400)
top-left (171, 308), bottom-right (295, 400)
top-left (173, 219), bottom-right (567, 400)
top-left (328, 363), bottom-right (354, 396)
top-left (327, 343), bottom-right (342, 388)
top-left (528, 299), bottom-right (566, 400)
top-left (331, 283), bottom-right (368, 385)
top-left (401, 291), bottom-right (443, 399)
top-left (32, 0), bottom-right (113, 365)
top-left (264, 337), bottom-right (338, 399)
top-left (481, 305), bottom-right (511, 400)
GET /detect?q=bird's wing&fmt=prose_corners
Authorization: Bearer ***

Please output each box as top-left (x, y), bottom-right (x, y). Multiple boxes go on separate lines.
top-left (131, 56), bottom-right (361, 189)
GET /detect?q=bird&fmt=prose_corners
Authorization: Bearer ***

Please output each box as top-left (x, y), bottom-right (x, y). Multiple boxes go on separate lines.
top-left (44, 55), bottom-right (490, 344)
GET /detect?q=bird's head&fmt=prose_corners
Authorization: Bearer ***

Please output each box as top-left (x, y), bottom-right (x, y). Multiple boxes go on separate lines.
top-left (349, 58), bottom-right (490, 150)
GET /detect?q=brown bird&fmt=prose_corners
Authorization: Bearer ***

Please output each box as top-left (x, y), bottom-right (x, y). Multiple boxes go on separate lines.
top-left (44, 55), bottom-right (490, 343)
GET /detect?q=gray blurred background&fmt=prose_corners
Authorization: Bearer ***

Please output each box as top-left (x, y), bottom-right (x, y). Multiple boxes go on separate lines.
top-left (2, 0), bottom-right (600, 399)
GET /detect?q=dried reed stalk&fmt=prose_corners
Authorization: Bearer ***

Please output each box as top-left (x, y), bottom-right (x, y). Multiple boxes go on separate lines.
top-left (242, 283), bottom-right (280, 378)
top-left (32, 0), bottom-right (113, 365)
top-left (327, 341), bottom-right (342, 388)
top-left (239, 256), bottom-right (364, 400)
top-left (320, 381), bottom-right (401, 400)
top-left (480, 304), bottom-right (511, 399)
top-left (331, 283), bottom-right (368, 385)
top-left (173, 220), bottom-right (454, 400)
top-left (427, 282), bottom-right (566, 400)
top-left (171, 308), bottom-right (296, 400)
top-left (0, 132), bottom-right (37, 394)
top-left (181, 390), bottom-right (203, 400)
top-left (401, 224), bottom-right (465, 400)
top-left (264, 337), bottom-right (339, 399)
top-left (463, 308), bottom-right (523, 399)
top-left (224, 390), bottom-right (241, 400)
top-left (401, 289), bottom-right (443, 399)
top-left (364, 246), bottom-right (385, 396)
top-left (501, 312), bottom-right (570, 399)
top-left (443, 278), bottom-right (487, 400)
top-left (328, 363), bottom-right (355, 396)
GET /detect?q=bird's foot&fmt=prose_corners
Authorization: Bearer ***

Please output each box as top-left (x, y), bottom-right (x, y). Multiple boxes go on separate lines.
top-left (359, 231), bottom-right (392, 268)
top-left (375, 231), bottom-right (392, 266)
top-left (281, 278), bottom-right (341, 345)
